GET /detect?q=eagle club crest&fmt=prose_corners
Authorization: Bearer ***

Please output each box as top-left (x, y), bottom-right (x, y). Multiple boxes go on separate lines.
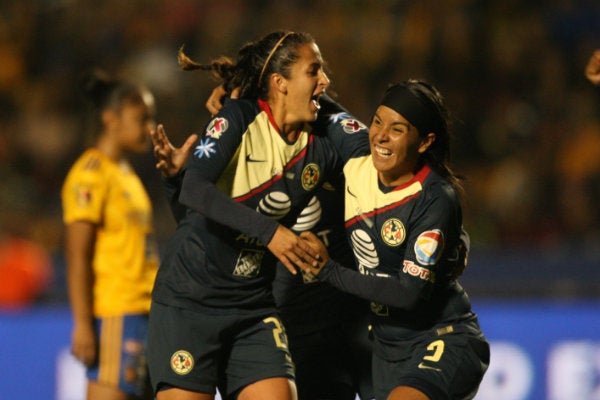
top-left (170, 350), bottom-right (194, 375)
top-left (381, 218), bottom-right (406, 247)
top-left (301, 163), bottom-right (320, 191)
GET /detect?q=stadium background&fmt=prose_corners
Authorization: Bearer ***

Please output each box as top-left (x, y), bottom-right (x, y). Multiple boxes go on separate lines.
top-left (1, 1), bottom-right (599, 399)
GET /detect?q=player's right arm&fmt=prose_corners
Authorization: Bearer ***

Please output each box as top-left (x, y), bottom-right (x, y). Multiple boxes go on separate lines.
top-left (178, 100), bottom-right (317, 273)
top-left (150, 124), bottom-right (198, 223)
top-left (65, 220), bottom-right (97, 367)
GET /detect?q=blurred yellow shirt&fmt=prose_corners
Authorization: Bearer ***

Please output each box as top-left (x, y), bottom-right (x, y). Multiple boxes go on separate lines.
top-left (62, 148), bottom-right (159, 317)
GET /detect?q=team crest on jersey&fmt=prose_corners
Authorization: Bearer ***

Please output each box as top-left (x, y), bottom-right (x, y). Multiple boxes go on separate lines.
top-left (381, 218), bottom-right (406, 247)
top-left (205, 117), bottom-right (228, 139)
top-left (340, 118), bottom-right (368, 134)
top-left (170, 350), bottom-right (194, 375)
top-left (301, 163), bottom-right (320, 190)
top-left (233, 249), bottom-right (264, 278)
top-left (194, 138), bottom-right (216, 159)
top-left (414, 229), bottom-right (444, 266)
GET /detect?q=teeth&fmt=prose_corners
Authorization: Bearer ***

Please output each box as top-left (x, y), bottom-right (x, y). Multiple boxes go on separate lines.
top-left (312, 98), bottom-right (321, 110)
top-left (375, 146), bottom-right (391, 156)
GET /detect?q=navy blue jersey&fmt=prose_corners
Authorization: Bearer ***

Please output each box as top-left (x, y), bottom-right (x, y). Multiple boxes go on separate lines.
top-left (272, 176), bottom-right (369, 334)
top-left (317, 102), bottom-right (477, 342)
top-left (269, 97), bottom-right (372, 332)
top-left (152, 98), bottom-right (342, 313)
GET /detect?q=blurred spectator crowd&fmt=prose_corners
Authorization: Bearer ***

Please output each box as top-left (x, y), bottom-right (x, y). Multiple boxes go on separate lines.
top-left (1, 0), bottom-right (599, 305)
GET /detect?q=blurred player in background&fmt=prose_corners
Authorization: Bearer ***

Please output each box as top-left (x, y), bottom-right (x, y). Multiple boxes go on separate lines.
top-left (62, 69), bottom-right (159, 400)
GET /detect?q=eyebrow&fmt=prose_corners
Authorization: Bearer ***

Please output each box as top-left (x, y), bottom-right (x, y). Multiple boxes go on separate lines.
top-left (308, 61), bottom-right (322, 70)
top-left (374, 112), bottom-right (411, 128)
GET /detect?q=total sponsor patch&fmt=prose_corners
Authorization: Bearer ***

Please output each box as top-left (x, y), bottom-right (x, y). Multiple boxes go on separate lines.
top-left (414, 229), bottom-right (444, 265)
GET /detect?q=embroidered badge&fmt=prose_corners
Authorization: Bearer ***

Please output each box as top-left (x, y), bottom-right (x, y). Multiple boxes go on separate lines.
top-left (75, 184), bottom-right (92, 207)
top-left (170, 350), bottom-right (194, 375)
top-left (340, 118), bottom-right (368, 134)
top-left (414, 229), bottom-right (444, 265)
top-left (232, 249), bottom-right (264, 278)
top-left (205, 117), bottom-right (228, 139)
top-left (381, 218), bottom-right (406, 247)
top-left (193, 138), bottom-right (216, 159)
top-left (301, 163), bottom-right (320, 191)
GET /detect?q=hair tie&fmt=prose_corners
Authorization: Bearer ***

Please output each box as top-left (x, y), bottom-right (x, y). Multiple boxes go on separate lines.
top-left (258, 32), bottom-right (294, 87)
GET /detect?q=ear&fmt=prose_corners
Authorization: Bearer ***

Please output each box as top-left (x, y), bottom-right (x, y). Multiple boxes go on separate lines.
top-left (271, 73), bottom-right (288, 94)
top-left (101, 109), bottom-right (117, 128)
top-left (418, 133), bottom-right (436, 153)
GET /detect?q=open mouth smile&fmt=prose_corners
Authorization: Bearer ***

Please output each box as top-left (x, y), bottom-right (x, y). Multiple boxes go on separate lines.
top-left (374, 145), bottom-right (392, 157)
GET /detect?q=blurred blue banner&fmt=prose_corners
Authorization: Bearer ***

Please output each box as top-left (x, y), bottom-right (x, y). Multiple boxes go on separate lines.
top-left (1, 301), bottom-right (599, 400)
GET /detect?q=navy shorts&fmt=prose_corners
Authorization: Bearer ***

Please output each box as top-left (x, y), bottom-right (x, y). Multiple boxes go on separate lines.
top-left (373, 324), bottom-right (490, 400)
top-left (147, 301), bottom-right (295, 398)
top-left (86, 314), bottom-right (151, 397)
top-left (287, 315), bottom-right (373, 400)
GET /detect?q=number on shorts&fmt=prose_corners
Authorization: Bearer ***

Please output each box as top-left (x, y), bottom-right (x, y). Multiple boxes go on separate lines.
top-left (263, 317), bottom-right (288, 349)
top-left (423, 339), bottom-right (445, 362)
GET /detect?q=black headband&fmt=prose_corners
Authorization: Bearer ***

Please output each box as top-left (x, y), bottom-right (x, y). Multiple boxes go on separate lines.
top-left (379, 85), bottom-right (442, 136)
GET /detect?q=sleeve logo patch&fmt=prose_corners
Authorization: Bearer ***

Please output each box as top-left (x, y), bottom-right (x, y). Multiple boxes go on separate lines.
top-left (75, 184), bottom-right (92, 207)
top-left (193, 138), bottom-right (216, 159)
top-left (381, 218), bottom-right (406, 247)
top-left (414, 229), bottom-right (444, 265)
top-left (340, 118), bottom-right (368, 134)
top-left (205, 117), bottom-right (228, 139)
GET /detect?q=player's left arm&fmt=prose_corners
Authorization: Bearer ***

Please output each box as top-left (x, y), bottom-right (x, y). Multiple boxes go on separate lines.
top-left (301, 187), bottom-right (461, 311)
